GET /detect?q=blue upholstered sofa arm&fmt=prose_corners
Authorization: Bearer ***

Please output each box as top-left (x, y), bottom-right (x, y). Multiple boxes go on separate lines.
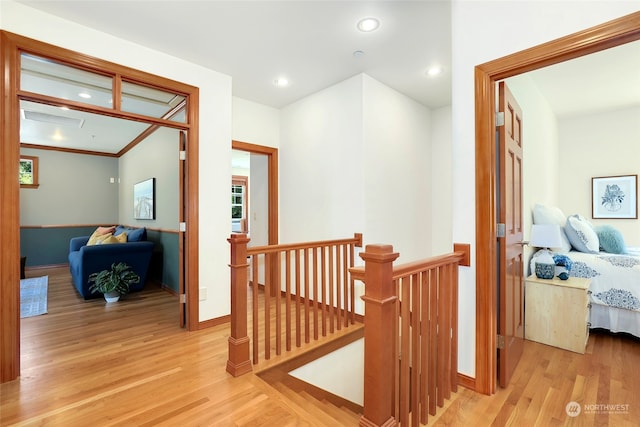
top-left (68, 236), bottom-right (154, 300)
top-left (70, 236), bottom-right (90, 253)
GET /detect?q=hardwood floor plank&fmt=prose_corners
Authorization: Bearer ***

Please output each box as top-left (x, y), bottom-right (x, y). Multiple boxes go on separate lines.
top-left (3, 267), bottom-right (640, 426)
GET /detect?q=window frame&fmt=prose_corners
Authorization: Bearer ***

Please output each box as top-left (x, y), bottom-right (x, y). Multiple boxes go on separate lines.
top-left (232, 175), bottom-right (248, 233)
top-left (19, 155), bottom-right (39, 188)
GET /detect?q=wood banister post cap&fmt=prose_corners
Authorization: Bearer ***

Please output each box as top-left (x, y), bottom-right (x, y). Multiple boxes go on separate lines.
top-left (227, 233), bottom-right (250, 244)
top-left (359, 244), bottom-right (399, 263)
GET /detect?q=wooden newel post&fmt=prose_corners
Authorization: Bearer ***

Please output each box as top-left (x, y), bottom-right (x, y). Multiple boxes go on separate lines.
top-left (359, 244), bottom-right (400, 427)
top-left (226, 233), bottom-right (252, 377)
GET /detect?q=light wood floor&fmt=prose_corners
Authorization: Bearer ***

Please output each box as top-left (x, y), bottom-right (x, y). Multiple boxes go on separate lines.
top-left (2, 267), bottom-right (639, 426)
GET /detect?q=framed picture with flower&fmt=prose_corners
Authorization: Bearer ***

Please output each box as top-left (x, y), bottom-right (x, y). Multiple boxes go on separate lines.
top-left (592, 175), bottom-right (637, 219)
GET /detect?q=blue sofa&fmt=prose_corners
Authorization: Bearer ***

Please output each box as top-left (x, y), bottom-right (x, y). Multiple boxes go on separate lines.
top-left (68, 226), bottom-right (154, 300)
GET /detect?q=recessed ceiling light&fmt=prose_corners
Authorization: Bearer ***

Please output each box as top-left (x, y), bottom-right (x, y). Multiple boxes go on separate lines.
top-left (273, 77), bottom-right (289, 87)
top-left (357, 17), bottom-right (380, 32)
top-left (425, 66), bottom-right (444, 77)
top-left (353, 50), bottom-right (365, 58)
top-left (78, 92), bottom-right (91, 99)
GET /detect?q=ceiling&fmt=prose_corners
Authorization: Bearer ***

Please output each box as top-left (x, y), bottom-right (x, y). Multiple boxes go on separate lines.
top-left (525, 39), bottom-right (640, 118)
top-left (14, 1), bottom-right (640, 154)
top-left (17, 0), bottom-right (452, 110)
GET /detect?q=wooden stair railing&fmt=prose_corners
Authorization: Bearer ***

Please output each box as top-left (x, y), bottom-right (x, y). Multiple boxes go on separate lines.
top-left (351, 243), bottom-right (470, 427)
top-left (226, 233), bottom-right (363, 377)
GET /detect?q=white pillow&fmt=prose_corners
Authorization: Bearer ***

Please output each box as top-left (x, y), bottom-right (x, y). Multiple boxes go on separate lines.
top-left (532, 204), bottom-right (572, 253)
top-left (565, 214), bottom-right (599, 253)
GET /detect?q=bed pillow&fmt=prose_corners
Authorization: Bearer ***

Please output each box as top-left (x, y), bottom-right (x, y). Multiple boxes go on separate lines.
top-left (564, 214), bottom-right (599, 253)
top-left (532, 204), bottom-right (572, 253)
top-left (595, 224), bottom-right (627, 254)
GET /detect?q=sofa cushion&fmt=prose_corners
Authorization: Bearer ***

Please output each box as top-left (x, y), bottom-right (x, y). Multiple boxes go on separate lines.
top-left (88, 233), bottom-right (114, 246)
top-left (87, 226), bottom-right (116, 245)
top-left (114, 226), bottom-right (146, 242)
top-left (96, 233), bottom-right (127, 245)
top-left (129, 228), bottom-right (146, 242)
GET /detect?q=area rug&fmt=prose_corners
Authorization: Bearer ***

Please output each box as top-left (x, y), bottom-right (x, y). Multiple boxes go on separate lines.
top-left (20, 276), bottom-right (48, 318)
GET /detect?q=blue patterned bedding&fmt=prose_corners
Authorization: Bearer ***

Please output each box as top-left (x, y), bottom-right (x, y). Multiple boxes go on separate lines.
top-left (568, 248), bottom-right (640, 312)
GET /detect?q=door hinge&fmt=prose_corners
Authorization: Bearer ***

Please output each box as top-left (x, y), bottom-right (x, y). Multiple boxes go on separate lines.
top-left (496, 111), bottom-right (505, 127)
top-left (179, 222), bottom-right (186, 232)
top-left (179, 150), bottom-right (186, 160)
top-left (497, 223), bottom-right (506, 238)
top-left (497, 334), bottom-right (505, 349)
top-left (180, 294), bottom-right (186, 304)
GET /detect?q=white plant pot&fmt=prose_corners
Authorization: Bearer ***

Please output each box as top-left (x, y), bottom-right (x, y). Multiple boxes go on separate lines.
top-left (104, 291), bottom-right (120, 303)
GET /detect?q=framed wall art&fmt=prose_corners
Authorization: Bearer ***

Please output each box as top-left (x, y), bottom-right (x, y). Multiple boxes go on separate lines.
top-left (592, 175), bottom-right (637, 219)
top-left (134, 178), bottom-right (156, 220)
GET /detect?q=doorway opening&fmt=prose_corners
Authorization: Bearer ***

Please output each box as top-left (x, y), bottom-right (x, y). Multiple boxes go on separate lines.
top-left (231, 140), bottom-right (279, 246)
top-left (474, 13), bottom-right (640, 395)
top-left (1, 31), bottom-right (200, 382)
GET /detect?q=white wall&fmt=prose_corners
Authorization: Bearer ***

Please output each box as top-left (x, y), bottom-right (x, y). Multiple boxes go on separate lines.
top-left (362, 75), bottom-right (433, 262)
top-left (280, 75), bottom-right (366, 243)
top-left (249, 153), bottom-right (270, 246)
top-left (2, 1), bottom-right (233, 322)
top-left (559, 106), bottom-right (640, 245)
top-left (431, 106), bottom-right (453, 255)
top-left (118, 126), bottom-right (180, 230)
top-left (289, 338), bottom-right (364, 406)
top-left (232, 97), bottom-right (280, 149)
top-left (19, 148), bottom-right (118, 225)
top-left (452, 1), bottom-right (640, 377)
top-left (280, 74), bottom-right (432, 262)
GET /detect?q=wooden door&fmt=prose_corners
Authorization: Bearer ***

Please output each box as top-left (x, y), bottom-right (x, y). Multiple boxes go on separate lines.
top-left (497, 82), bottom-right (524, 387)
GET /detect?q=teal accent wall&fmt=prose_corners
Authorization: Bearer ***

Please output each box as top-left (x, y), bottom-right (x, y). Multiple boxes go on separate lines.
top-left (146, 229), bottom-right (180, 293)
top-left (20, 226), bottom-right (96, 267)
top-left (20, 226), bottom-right (180, 293)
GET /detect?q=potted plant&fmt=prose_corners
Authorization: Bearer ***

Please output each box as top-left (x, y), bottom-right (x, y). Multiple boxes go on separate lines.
top-left (88, 262), bottom-right (140, 302)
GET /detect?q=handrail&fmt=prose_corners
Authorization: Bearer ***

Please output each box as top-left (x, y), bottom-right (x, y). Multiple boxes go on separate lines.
top-left (226, 232), bottom-right (363, 377)
top-left (350, 244), bottom-right (470, 282)
top-left (355, 243), bottom-right (470, 427)
top-left (247, 233), bottom-right (362, 255)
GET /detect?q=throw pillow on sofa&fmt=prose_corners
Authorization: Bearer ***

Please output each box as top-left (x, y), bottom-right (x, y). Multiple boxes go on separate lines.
top-left (95, 233), bottom-right (128, 245)
top-left (114, 226), bottom-right (147, 242)
top-left (87, 226), bottom-right (116, 245)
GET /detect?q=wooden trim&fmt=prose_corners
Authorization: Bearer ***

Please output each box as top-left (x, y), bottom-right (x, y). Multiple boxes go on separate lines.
top-left (21, 143), bottom-right (119, 158)
top-left (231, 140), bottom-right (278, 245)
top-left (457, 373), bottom-right (476, 391)
top-left (19, 223), bottom-right (112, 229)
top-left (2, 30), bottom-right (201, 382)
top-left (198, 314), bottom-right (231, 329)
top-left (186, 90), bottom-right (200, 331)
top-left (0, 31), bottom-right (21, 383)
top-left (19, 224), bottom-right (180, 234)
top-left (232, 175), bottom-right (249, 234)
top-left (25, 263), bottom-right (68, 270)
top-left (19, 154), bottom-right (39, 188)
top-left (474, 12), bottom-right (640, 395)
top-left (453, 243), bottom-right (471, 267)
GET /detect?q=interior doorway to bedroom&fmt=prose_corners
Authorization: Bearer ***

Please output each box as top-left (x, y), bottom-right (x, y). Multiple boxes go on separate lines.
top-left (474, 13), bottom-right (640, 396)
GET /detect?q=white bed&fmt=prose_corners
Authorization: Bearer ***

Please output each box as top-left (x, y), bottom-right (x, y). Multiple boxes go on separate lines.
top-left (532, 203), bottom-right (640, 339)
top-left (566, 249), bottom-right (640, 338)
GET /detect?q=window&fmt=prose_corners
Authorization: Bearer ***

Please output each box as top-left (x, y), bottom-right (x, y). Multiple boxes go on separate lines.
top-left (19, 155), bottom-right (39, 188)
top-left (232, 176), bottom-right (248, 233)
